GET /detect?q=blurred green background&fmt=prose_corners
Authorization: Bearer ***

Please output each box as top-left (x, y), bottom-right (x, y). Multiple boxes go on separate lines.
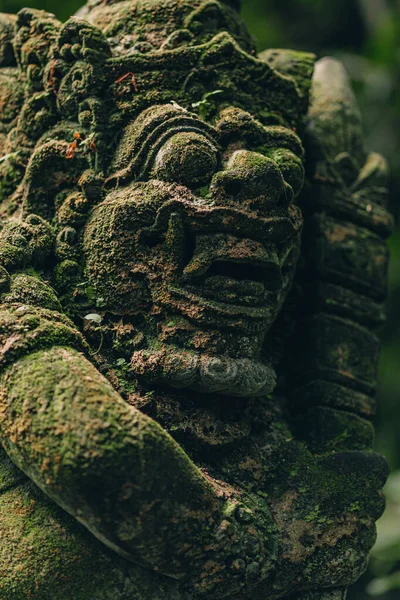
top-left (0, 0), bottom-right (399, 597)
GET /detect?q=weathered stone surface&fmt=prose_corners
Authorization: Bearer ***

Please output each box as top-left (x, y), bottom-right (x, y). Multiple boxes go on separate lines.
top-left (0, 2), bottom-right (392, 599)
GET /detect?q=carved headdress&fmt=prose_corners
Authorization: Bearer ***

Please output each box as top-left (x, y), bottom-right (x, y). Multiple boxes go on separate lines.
top-left (0, 0), bottom-right (313, 210)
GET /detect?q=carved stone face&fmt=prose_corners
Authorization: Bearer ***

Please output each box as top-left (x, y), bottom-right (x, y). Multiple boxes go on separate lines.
top-left (83, 104), bottom-right (304, 396)
top-left (1, 1), bottom-right (311, 398)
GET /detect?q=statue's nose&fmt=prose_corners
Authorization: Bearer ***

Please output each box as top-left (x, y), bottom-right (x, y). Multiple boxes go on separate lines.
top-left (210, 149), bottom-right (303, 211)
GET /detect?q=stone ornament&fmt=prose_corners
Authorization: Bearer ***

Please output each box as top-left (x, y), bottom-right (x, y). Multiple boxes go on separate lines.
top-left (0, 1), bottom-right (392, 599)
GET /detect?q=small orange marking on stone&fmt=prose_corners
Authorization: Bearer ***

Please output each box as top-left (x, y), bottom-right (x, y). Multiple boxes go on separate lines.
top-left (115, 72), bottom-right (139, 93)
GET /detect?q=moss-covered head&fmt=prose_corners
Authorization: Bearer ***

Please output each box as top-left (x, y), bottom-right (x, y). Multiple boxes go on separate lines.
top-left (0, 0), bottom-right (314, 397)
top-left (82, 101), bottom-right (304, 396)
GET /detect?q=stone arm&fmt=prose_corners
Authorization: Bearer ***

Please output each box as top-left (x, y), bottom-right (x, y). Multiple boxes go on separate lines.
top-left (0, 256), bottom-right (225, 580)
top-left (284, 57), bottom-right (392, 600)
top-left (258, 52), bottom-right (391, 599)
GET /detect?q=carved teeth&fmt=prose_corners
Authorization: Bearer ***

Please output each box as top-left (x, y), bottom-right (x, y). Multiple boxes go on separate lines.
top-left (183, 233), bottom-right (277, 281)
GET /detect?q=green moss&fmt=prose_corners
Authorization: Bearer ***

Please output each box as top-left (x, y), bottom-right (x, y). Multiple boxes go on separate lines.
top-left (0, 3), bottom-right (390, 599)
top-left (304, 505), bottom-right (321, 523)
top-left (2, 273), bottom-right (62, 311)
top-left (0, 476), bottom-right (181, 600)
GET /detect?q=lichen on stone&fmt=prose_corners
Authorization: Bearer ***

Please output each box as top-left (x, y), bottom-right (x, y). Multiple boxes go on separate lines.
top-left (0, 1), bottom-right (392, 599)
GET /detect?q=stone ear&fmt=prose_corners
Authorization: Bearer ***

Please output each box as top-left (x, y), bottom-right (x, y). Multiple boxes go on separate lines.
top-left (23, 139), bottom-right (90, 222)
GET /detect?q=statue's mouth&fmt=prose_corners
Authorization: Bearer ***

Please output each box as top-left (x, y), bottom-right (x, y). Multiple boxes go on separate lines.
top-left (163, 231), bottom-right (285, 332)
top-left (133, 195), bottom-right (302, 329)
top-left (181, 233), bottom-right (282, 308)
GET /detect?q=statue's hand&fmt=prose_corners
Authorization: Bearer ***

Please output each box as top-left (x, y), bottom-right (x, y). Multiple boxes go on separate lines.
top-left (266, 444), bottom-right (388, 596)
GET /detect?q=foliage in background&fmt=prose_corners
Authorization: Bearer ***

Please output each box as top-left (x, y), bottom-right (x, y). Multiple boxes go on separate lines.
top-left (0, 0), bottom-right (399, 597)
top-left (367, 472), bottom-right (400, 597)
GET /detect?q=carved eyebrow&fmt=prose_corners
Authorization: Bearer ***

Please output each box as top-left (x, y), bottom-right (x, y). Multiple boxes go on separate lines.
top-left (108, 107), bottom-right (219, 187)
top-left (216, 108), bottom-right (304, 158)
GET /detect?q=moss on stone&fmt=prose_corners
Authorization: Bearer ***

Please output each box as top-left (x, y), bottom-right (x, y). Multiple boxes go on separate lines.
top-left (0, 2), bottom-right (391, 599)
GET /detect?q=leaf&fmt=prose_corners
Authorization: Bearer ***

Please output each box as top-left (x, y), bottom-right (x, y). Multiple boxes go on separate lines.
top-left (84, 313), bottom-right (102, 324)
top-left (192, 90), bottom-right (224, 108)
top-left (86, 285), bottom-right (95, 301)
top-left (203, 89), bottom-right (224, 100)
top-left (367, 570), bottom-right (400, 595)
top-left (96, 296), bottom-right (106, 308)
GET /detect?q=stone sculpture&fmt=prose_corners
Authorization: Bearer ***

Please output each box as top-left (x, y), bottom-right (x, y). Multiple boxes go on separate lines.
top-left (0, 1), bottom-right (393, 598)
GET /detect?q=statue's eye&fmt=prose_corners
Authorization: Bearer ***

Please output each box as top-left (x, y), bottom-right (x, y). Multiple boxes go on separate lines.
top-left (152, 132), bottom-right (219, 188)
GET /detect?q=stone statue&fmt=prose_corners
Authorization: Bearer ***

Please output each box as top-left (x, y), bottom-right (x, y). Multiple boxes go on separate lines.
top-left (0, 1), bottom-right (392, 598)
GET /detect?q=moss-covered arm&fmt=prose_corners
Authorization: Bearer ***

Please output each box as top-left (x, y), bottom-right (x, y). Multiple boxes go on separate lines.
top-left (0, 345), bottom-right (225, 579)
